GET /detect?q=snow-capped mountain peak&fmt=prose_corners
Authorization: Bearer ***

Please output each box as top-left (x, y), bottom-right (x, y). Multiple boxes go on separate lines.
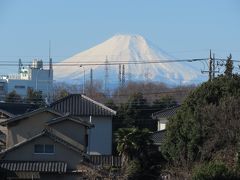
top-left (54, 34), bottom-right (205, 85)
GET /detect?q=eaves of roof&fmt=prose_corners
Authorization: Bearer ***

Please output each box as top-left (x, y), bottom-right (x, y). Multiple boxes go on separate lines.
top-left (46, 115), bottom-right (94, 128)
top-left (0, 161), bottom-right (67, 173)
top-left (81, 94), bottom-right (116, 115)
top-left (152, 105), bottom-right (181, 119)
top-left (0, 108), bottom-right (63, 126)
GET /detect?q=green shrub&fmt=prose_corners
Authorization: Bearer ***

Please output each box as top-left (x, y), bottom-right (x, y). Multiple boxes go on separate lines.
top-left (125, 160), bottom-right (142, 180)
top-left (192, 161), bottom-right (236, 180)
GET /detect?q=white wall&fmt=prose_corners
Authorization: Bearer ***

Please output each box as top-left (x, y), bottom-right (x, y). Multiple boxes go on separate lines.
top-left (157, 118), bottom-right (168, 131)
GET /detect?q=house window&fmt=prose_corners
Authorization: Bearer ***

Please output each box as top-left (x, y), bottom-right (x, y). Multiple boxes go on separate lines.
top-left (34, 144), bottom-right (44, 153)
top-left (45, 144), bottom-right (54, 153)
top-left (34, 144), bottom-right (54, 154)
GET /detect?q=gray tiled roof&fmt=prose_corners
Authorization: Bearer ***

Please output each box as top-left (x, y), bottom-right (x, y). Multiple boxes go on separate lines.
top-left (50, 94), bottom-right (116, 116)
top-left (0, 103), bottom-right (39, 116)
top-left (152, 105), bottom-right (181, 119)
top-left (151, 130), bottom-right (166, 145)
top-left (0, 161), bottom-right (67, 173)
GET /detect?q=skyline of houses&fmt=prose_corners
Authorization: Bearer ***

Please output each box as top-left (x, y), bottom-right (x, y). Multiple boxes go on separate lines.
top-left (0, 94), bottom-right (117, 179)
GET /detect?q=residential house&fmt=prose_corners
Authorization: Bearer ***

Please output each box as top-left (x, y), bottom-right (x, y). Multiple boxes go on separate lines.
top-left (0, 108), bottom-right (93, 179)
top-left (152, 105), bottom-right (180, 131)
top-left (50, 94), bottom-right (117, 155)
top-left (151, 105), bottom-right (180, 149)
top-left (0, 102), bottom-right (39, 149)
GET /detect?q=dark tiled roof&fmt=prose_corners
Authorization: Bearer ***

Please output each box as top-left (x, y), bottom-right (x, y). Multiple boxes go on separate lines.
top-left (0, 129), bottom-right (86, 156)
top-left (50, 94), bottom-right (116, 116)
top-left (152, 105), bottom-right (181, 119)
top-left (46, 115), bottom-right (93, 128)
top-left (0, 108), bottom-right (63, 126)
top-left (151, 130), bottom-right (166, 145)
top-left (0, 161), bottom-right (67, 173)
top-left (0, 103), bottom-right (39, 116)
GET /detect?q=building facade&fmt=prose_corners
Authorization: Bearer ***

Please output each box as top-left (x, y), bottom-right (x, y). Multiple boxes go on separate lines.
top-left (50, 94), bottom-right (116, 155)
top-left (0, 59), bottom-right (53, 101)
top-left (0, 108), bottom-right (93, 179)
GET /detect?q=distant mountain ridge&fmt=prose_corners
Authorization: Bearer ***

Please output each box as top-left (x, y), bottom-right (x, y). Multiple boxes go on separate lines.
top-left (53, 34), bottom-right (206, 86)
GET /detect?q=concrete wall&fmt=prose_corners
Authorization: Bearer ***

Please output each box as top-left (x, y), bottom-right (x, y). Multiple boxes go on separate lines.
top-left (50, 120), bottom-right (86, 146)
top-left (7, 111), bottom-right (59, 148)
top-left (81, 116), bottom-right (112, 155)
top-left (3, 136), bottom-right (83, 170)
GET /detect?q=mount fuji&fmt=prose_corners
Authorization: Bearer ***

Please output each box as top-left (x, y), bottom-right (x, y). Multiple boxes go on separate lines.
top-left (54, 34), bottom-right (206, 86)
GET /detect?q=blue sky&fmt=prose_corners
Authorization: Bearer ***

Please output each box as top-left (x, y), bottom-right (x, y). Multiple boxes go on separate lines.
top-left (0, 0), bottom-right (240, 74)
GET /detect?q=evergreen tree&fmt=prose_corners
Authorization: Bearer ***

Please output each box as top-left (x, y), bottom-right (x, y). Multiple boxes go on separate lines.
top-left (162, 74), bottom-right (240, 168)
top-left (115, 92), bottom-right (149, 128)
top-left (26, 88), bottom-right (44, 105)
top-left (224, 54), bottom-right (233, 77)
top-left (152, 96), bottom-right (178, 110)
top-left (5, 90), bottom-right (22, 103)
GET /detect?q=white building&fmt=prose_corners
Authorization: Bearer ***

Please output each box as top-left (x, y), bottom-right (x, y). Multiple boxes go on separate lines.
top-left (0, 59), bottom-right (53, 101)
top-left (152, 105), bottom-right (180, 131)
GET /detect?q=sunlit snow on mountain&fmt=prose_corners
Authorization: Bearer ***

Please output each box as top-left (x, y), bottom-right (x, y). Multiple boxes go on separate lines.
top-left (54, 34), bottom-right (206, 86)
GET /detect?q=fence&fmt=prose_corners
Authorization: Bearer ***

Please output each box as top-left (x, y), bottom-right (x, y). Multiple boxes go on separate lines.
top-left (90, 155), bottom-right (122, 167)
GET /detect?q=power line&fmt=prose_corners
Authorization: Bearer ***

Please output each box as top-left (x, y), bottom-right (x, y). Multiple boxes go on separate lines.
top-left (0, 58), bottom-right (208, 66)
top-left (1, 58), bottom-right (239, 67)
top-left (2, 57), bottom-right (240, 69)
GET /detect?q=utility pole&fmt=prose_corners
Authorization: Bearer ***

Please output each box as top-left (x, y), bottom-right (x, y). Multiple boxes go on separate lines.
top-left (201, 50), bottom-right (218, 81)
top-left (90, 68), bottom-right (93, 88)
top-left (90, 68), bottom-right (93, 96)
top-left (80, 65), bottom-right (85, 94)
top-left (118, 64), bottom-right (122, 87)
top-left (212, 53), bottom-right (215, 78)
top-left (122, 64), bottom-right (125, 86)
top-left (209, 50), bottom-right (213, 81)
top-left (104, 56), bottom-right (109, 93)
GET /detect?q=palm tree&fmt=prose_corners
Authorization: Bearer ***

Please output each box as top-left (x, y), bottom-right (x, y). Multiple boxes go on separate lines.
top-left (115, 128), bottom-right (153, 167)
